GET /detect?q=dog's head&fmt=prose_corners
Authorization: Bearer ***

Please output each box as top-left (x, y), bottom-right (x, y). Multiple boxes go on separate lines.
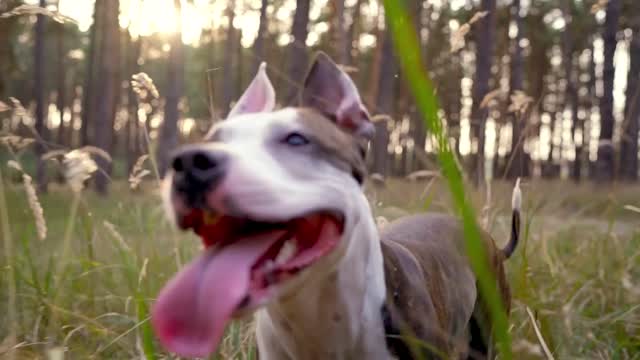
top-left (153, 53), bottom-right (375, 357)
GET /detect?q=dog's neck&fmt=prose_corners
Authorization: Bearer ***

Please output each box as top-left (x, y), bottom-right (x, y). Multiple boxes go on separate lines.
top-left (255, 193), bottom-right (390, 360)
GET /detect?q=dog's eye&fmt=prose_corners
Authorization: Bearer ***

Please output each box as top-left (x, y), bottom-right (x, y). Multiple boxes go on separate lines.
top-left (283, 132), bottom-right (309, 147)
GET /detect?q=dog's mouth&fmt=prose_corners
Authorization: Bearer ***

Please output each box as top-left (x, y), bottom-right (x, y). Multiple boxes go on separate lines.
top-left (152, 208), bottom-right (344, 358)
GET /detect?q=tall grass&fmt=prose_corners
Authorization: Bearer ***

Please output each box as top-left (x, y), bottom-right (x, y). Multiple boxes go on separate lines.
top-left (382, 1), bottom-right (511, 357)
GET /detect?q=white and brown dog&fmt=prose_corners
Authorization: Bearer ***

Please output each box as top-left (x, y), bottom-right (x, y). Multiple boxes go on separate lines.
top-left (153, 53), bottom-right (520, 359)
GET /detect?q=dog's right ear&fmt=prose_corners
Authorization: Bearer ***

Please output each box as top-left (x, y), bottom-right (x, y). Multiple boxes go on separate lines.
top-left (301, 52), bottom-right (375, 139)
top-left (227, 62), bottom-right (276, 119)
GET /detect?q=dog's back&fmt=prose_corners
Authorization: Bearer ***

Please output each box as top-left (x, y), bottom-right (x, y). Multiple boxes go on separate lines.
top-left (380, 213), bottom-right (515, 359)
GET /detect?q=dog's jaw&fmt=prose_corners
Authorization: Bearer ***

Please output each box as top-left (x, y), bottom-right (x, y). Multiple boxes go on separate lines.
top-left (255, 192), bottom-right (391, 360)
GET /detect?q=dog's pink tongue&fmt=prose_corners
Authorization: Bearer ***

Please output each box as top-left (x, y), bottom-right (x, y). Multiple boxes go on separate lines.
top-left (152, 231), bottom-right (286, 358)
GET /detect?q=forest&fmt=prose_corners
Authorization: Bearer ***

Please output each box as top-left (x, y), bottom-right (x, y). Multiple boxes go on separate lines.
top-left (0, 0), bottom-right (639, 359)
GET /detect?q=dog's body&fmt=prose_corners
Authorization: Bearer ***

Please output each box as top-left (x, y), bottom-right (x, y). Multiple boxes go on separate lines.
top-left (154, 53), bottom-right (519, 360)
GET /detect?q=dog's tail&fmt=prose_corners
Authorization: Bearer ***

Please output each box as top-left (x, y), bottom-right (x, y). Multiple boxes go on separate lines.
top-left (502, 178), bottom-right (521, 259)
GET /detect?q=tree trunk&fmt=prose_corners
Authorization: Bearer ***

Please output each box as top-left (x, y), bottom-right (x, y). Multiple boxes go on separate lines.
top-left (330, 0), bottom-right (348, 65)
top-left (222, 2), bottom-right (236, 115)
top-left (345, 0), bottom-right (364, 66)
top-left (372, 28), bottom-right (398, 176)
top-left (56, 19), bottom-right (67, 149)
top-left (470, 0), bottom-right (496, 187)
top-left (34, 0), bottom-right (48, 192)
top-left (93, 0), bottom-right (120, 194)
top-left (126, 34), bottom-right (142, 173)
top-left (506, 0), bottom-right (525, 179)
top-left (286, 0), bottom-right (311, 103)
top-left (595, 0), bottom-right (621, 182)
top-left (253, 0), bottom-right (268, 72)
top-left (620, 21), bottom-right (640, 181)
top-left (156, 0), bottom-right (184, 177)
top-left (81, 0), bottom-right (102, 147)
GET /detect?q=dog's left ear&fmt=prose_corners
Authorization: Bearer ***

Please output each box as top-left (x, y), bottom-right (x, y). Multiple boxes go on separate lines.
top-left (301, 52), bottom-right (375, 140)
top-left (227, 62), bottom-right (276, 119)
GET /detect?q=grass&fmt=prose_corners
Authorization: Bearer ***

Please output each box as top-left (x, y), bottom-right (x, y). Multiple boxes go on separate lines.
top-left (0, 174), bottom-right (638, 359)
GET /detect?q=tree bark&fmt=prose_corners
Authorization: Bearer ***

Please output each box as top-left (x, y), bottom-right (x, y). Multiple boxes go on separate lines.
top-left (253, 0), bottom-right (268, 72)
top-left (470, 0), bottom-right (496, 187)
top-left (620, 20), bottom-right (640, 181)
top-left (81, 0), bottom-right (102, 147)
top-left (506, 0), bottom-right (525, 179)
top-left (222, 1), bottom-right (236, 116)
top-left (34, 0), bottom-right (48, 192)
top-left (345, 0), bottom-right (364, 66)
top-left (372, 28), bottom-right (398, 176)
top-left (330, 0), bottom-right (348, 65)
top-left (93, 0), bottom-right (120, 194)
top-left (286, 0), bottom-right (311, 103)
top-left (595, 0), bottom-right (621, 182)
top-left (56, 19), bottom-right (67, 149)
top-left (126, 33), bottom-right (142, 173)
top-left (156, 0), bottom-right (184, 177)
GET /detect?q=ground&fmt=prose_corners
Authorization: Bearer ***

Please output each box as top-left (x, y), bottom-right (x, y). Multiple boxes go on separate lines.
top-left (0, 177), bottom-right (639, 359)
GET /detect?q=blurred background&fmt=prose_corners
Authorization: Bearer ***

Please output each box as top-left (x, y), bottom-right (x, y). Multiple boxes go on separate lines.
top-left (0, 0), bottom-right (639, 193)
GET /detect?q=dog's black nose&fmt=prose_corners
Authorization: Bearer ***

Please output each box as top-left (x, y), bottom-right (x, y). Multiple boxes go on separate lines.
top-left (170, 146), bottom-right (228, 204)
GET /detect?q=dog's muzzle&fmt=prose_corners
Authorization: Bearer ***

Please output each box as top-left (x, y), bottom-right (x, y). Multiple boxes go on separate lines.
top-left (170, 144), bottom-right (228, 208)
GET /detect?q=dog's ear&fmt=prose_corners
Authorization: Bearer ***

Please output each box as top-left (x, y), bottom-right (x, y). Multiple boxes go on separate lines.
top-left (227, 62), bottom-right (276, 119)
top-left (301, 52), bottom-right (375, 139)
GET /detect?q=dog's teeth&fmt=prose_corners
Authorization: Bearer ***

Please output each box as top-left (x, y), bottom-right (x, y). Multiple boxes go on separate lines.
top-left (203, 211), bottom-right (220, 225)
top-left (275, 240), bottom-right (297, 265)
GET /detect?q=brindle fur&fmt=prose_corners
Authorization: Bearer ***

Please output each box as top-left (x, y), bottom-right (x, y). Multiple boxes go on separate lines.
top-left (380, 214), bottom-right (512, 359)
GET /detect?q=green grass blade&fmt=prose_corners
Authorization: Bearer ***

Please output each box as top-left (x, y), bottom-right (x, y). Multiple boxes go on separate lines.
top-left (381, 2), bottom-right (512, 358)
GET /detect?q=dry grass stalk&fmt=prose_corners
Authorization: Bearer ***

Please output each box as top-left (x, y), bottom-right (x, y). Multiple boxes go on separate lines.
top-left (131, 72), bottom-right (160, 99)
top-left (129, 154), bottom-right (150, 190)
top-left (623, 204), bottom-right (640, 214)
top-left (6, 160), bottom-right (22, 172)
top-left (0, 135), bottom-right (35, 151)
top-left (63, 149), bottom-right (98, 192)
top-left (591, 0), bottom-right (610, 14)
top-left (508, 90), bottom-right (534, 115)
top-left (480, 88), bottom-right (502, 109)
top-left (406, 169), bottom-right (440, 181)
top-left (451, 11), bottom-right (488, 52)
top-left (8, 97), bottom-right (26, 117)
top-left (0, 4), bottom-right (76, 24)
top-left (525, 307), bottom-right (555, 360)
top-left (104, 221), bottom-right (131, 252)
top-left (79, 145), bottom-right (113, 163)
top-left (22, 173), bottom-right (46, 240)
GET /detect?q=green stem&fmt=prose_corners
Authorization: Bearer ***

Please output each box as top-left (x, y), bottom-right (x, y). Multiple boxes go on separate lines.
top-left (381, 2), bottom-right (512, 358)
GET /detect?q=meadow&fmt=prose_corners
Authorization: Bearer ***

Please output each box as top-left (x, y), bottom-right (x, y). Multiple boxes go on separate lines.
top-left (0, 168), bottom-right (639, 359)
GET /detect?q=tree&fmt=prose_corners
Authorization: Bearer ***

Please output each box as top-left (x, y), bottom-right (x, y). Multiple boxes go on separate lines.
top-left (286, 0), bottom-right (311, 103)
top-left (80, 0), bottom-right (102, 147)
top-left (596, 0), bottom-right (621, 182)
top-left (253, 0), bottom-right (269, 72)
top-left (506, 0), bottom-right (526, 179)
top-left (93, 0), bottom-right (120, 194)
top-left (156, 0), bottom-right (184, 177)
top-left (372, 28), bottom-right (397, 176)
top-left (221, 1), bottom-right (236, 115)
top-left (126, 33), bottom-right (142, 173)
top-left (330, 0), bottom-right (348, 65)
top-left (33, 0), bottom-right (48, 193)
top-left (620, 16), bottom-right (640, 180)
top-left (470, 0), bottom-right (497, 186)
top-left (55, 17), bottom-right (67, 148)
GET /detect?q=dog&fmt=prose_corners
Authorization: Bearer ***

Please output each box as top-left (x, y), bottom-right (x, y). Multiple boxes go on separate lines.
top-left (153, 52), bottom-right (520, 359)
